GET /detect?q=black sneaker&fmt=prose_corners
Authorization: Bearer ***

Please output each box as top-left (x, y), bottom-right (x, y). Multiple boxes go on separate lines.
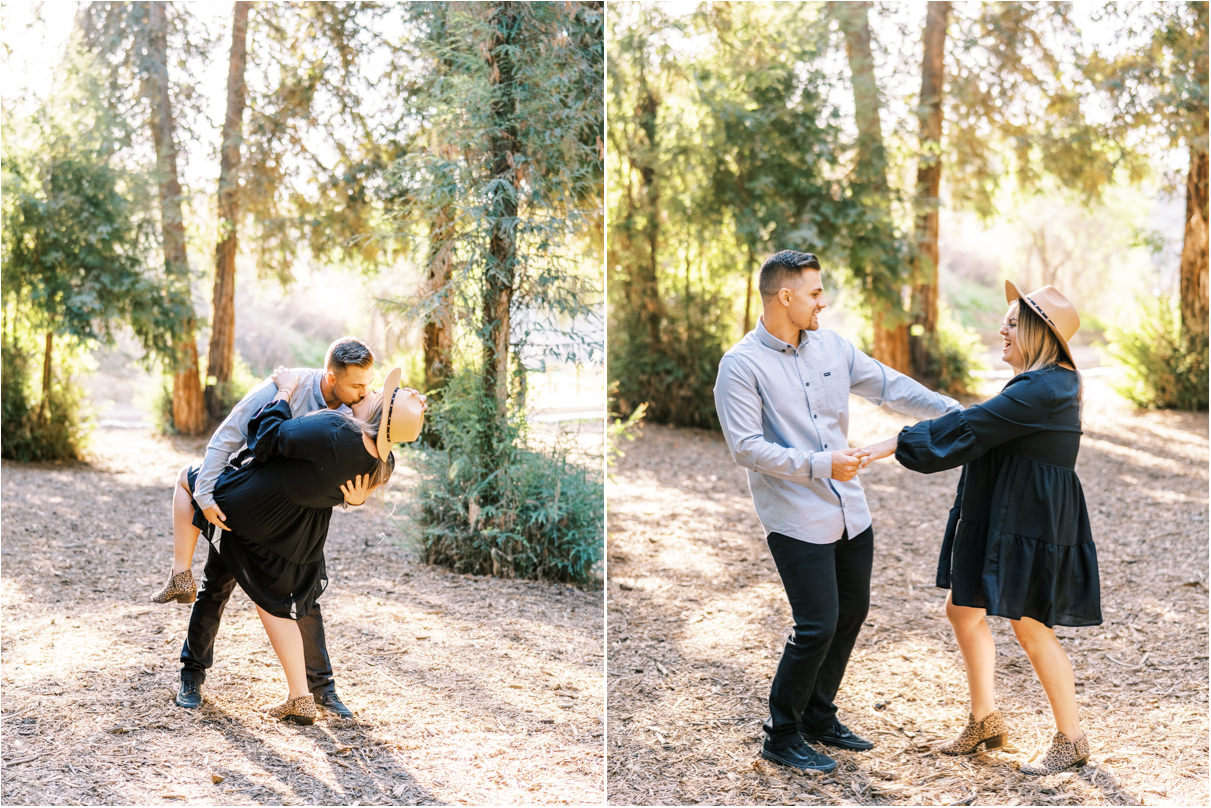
top-left (314, 687), bottom-right (353, 718)
top-left (760, 737), bottom-right (838, 772)
top-left (801, 718), bottom-right (874, 751)
top-left (175, 677), bottom-right (202, 709)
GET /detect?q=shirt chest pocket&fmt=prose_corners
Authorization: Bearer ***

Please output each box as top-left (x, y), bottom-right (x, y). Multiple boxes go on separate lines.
top-left (815, 362), bottom-right (850, 412)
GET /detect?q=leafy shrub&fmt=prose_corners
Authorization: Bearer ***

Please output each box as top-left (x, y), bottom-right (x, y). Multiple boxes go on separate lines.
top-left (1, 339), bottom-right (89, 461)
top-left (914, 307), bottom-right (987, 397)
top-left (1106, 298), bottom-right (1208, 410)
top-left (609, 290), bottom-right (732, 430)
top-left (411, 371), bottom-right (603, 584)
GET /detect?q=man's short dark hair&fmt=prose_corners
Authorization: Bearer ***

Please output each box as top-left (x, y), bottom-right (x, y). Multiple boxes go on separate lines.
top-left (758, 250), bottom-right (821, 299)
top-left (325, 337), bottom-right (374, 373)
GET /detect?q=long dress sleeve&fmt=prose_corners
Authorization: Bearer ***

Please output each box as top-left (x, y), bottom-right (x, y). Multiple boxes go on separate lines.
top-left (896, 373), bottom-right (1057, 474)
top-left (247, 400), bottom-right (341, 465)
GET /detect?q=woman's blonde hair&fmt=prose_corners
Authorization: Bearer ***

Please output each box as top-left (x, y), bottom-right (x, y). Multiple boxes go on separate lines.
top-left (1010, 300), bottom-right (1064, 372)
top-left (351, 396), bottom-right (394, 490)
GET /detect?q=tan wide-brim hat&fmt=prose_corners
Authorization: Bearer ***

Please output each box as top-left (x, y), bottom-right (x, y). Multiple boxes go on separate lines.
top-left (1004, 280), bottom-right (1080, 367)
top-left (377, 367), bottom-right (424, 458)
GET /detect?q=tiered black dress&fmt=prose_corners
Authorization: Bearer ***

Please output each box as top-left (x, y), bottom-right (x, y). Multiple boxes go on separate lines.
top-left (187, 399), bottom-right (378, 620)
top-left (895, 366), bottom-right (1101, 628)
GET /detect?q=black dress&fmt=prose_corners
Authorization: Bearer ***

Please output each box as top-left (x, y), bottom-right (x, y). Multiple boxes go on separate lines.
top-left (187, 399), bottom-right (379, 620)
top-left (895, 365), bottom-right (1101, 628)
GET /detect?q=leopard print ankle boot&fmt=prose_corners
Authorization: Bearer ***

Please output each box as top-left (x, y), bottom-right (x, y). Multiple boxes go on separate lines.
top-left (268, 694), bottom-right (317, 725)
top-left (1020, 731), bottom-right (1089, 775)
top-left (937, 709), bottom-right (1008, 755)
top-left (150, 569), bottom-right (197, 604)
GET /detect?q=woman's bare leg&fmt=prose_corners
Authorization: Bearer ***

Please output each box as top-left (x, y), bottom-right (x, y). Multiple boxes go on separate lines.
top-left (172, 466), bottom-right (201, 574)
top-left (1011, 615), bottom-right (1082, 740)
top-left (946, 593), bottom-right (998, 720)
top-left (256, 606), bottom-right (310, 699)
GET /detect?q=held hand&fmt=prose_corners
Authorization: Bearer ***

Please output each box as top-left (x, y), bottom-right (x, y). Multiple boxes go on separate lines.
top-left (201, 504), bottom-right (231, 532)
top-left (830, 448), bottom-right (867, 481)
top-left (340, 473), bottom-right (371, 507)
top-left (271, 365), bottom-right (300, 397)
top-left (857, 436), bottom-right (898, 465)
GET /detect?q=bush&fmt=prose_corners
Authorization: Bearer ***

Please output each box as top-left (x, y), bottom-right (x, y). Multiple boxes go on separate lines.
top-left (915, 307), bottom-right (987, 397)
top-left (609, 290), bottom-right (732, 430)
top-left (1, 339), bottom-right (89, 461)
top-left (411, 371), bottom-right (603, 584)
top-left (1106, 298), bottom-right (1208, 410)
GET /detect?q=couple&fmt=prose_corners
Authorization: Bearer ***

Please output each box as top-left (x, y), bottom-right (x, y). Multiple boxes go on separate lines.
top-left (714, 251), bottom-right (1100, 777)
top-left (150, 337), bottom-right (424, 724)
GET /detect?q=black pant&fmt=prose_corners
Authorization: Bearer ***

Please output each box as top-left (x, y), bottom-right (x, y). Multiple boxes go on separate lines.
top-left (763, 526), bottom-right (874, 746)
top-left (180, 539), bottom-right (335, 693)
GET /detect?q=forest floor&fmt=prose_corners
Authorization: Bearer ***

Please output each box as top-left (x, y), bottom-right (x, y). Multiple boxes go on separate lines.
top-left (607, 372), bottom-right (1208, 806)
top-left (1, 420), bottom-right (604, 806)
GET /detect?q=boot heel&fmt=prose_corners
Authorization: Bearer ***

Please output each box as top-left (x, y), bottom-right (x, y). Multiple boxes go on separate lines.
top-left (175, 591), bottom-right (197, 604)
top-left (981, 733), bottom-right (1006, 750)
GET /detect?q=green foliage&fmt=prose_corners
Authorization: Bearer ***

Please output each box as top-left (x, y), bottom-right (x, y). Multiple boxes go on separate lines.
top-left (1106, 298), bottom-right (1208, 410)
top-left (1, 335), bottom-right (89, 462)
top-left (607, 397), bottom-right (646, 478)
top-left (916, 309), bottom-right (987, 397)
top-left (411, 372), bottom-right (603, 584)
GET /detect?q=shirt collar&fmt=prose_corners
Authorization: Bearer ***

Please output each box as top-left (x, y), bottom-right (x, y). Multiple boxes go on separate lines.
top-left (310, 372), bottom-right (328, 410)
top-left (756, 317), bottom-right (810, 353)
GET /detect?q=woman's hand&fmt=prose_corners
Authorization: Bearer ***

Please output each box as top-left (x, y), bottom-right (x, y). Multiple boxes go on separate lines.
top-left (272, 366), bottom-right (301, 399)
top-left (857, 436), bottom-right (898, 466)
top-left (402, 388), bottom-right (428, 411)
top-left (340, 473), bottom-right (372, 507)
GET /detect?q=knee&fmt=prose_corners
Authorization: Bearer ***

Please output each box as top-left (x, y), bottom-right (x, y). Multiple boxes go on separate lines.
top-left (791, 614), bottom-right (838, 650)
top-left (176, 465), bottom-right (192, 492)
top-left (946, 599), bottom-right (983, 632)
top-left (1010, 619), bottom-right (1052, 656)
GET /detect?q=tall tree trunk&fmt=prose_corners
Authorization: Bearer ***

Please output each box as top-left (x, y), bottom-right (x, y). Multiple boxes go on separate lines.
top-left (423, 203), bottom-right (455, 394)
top-left (1180, 143), bottom-right (1209, 342)
top-left (206, 0), bottom-right (251, 420)
top-left (634, 69), bottom-right (664, 350)
top-left (143, 2), bottom-right (205, 434)
top-left (833, 0), bottom-right (910, 371)
top-left (743, 244), bottom-right (755, 334)
top-left (38, 331), bottom-right (53, 421)
top-left (908, 1), bottom-right (950, 382)
top-left (483, 2), bottom-right (520, 423)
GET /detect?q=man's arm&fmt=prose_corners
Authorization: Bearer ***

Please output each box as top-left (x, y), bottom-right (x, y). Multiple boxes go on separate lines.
top-left (846, 341), bottom-right (961, 419)
top-left (714, 355), bottom-right (864, 483)
top-left (191, 377), bottom-right (279, 524)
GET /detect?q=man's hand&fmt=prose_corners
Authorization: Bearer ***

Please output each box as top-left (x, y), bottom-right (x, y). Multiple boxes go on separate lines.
top-left (340, 473), bottom-right (371, 507)
top-left (830, 448), bottom-right (868, 481)
top-left (201, 504), bottom-right (231, 532)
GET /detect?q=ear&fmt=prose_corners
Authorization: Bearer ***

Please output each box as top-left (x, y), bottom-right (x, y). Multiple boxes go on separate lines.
top-left (778, 288), bottom-right (792, 306)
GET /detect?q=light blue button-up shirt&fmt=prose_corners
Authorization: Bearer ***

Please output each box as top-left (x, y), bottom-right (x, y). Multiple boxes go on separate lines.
top-left (714, 320), bottom-right (960, 544)
top-left (192, 369), bottom-right (351, 511)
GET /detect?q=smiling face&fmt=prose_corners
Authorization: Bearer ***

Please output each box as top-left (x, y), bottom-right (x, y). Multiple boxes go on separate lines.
top-left (781, 269), bottom-right (827, 332)
top-left (1000, 301), bottom-right (1024, 371)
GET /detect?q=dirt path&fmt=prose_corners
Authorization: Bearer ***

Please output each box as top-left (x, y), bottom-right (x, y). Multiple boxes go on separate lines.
top-left (2, 426), bottom-right (604, 805)
top-left (606, 374), bottom-right (1208, 806)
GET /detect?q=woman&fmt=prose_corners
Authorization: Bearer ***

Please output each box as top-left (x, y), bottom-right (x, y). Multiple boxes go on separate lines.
top-left (152, 366), bottom-right (424, 723)
top-left (862, 282), bottom-right (1100, 775)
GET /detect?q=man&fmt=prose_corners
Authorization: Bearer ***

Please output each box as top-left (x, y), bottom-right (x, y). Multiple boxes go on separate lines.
top-left (713, 251), bottom-right (959, 772)
top-left (175, 336), bottom-right (376, 716)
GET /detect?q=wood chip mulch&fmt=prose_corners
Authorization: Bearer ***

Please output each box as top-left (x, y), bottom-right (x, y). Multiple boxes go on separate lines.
top-left (1, 423), bottom-right (604, 806)
top-left (606, 372), bottom-right (1208, 806)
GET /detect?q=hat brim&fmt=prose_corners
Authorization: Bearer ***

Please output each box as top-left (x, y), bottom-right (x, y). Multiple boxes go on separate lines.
top-left (376, 367), bottom-right (403, 460)
top-left (1004, 280), bottom-right (1076, 368)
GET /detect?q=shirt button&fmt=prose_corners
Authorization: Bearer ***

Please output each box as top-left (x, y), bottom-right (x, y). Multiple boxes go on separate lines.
top-left (824, 444), bottom-right (829, 448)
top-left (813, 414), bottom-right (818, 419)
top-left (805, 382), bottom-right (810, 387)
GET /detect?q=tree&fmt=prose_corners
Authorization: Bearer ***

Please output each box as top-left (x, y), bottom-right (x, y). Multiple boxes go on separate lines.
top-left (205, 1), bottom-right (251, 419)
top-left (829, 0), bottom-right (911, 372)
top-left (2, 50), bottom-right (179, 459)
top-left (908, 1), bottom-right (951, 382)
top-left (141, 1), bottom-right (206, 434)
